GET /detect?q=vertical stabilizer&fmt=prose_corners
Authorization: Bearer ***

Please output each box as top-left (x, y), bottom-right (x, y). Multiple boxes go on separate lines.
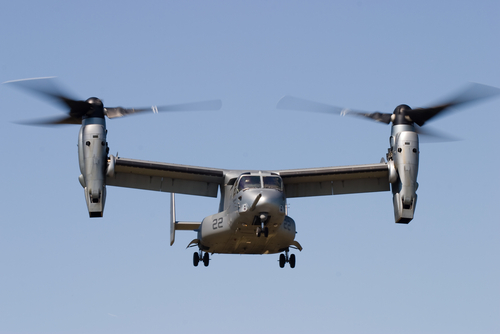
top-left (170, 193), bottom-right (176, 245)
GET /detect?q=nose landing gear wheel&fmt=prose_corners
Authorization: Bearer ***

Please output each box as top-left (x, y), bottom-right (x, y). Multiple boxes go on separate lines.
top-left (256, 226), bottom-right (269, 238)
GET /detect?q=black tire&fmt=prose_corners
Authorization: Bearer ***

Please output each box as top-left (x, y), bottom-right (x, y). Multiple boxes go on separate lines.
top-left (193, 252), bottom-right (199, 267)
top-left (264, 227), bottom-right (269, 238)
top-left (289, 254), bottom-right (296, 268)
top-left (203, 252), bottom-right (210, 267)
top-left (279, 254), bottom-right (286, 268)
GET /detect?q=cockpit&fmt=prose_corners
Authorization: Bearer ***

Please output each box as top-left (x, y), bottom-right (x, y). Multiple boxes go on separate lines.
top-left (236, 174), bottom-right (283, 193)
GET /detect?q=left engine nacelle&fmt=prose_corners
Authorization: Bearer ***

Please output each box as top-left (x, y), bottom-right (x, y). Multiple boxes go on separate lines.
top-left (78, 117), bottom-right (108, 217)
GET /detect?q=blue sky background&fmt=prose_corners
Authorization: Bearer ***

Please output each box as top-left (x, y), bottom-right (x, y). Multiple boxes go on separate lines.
top-left (1, 1), bottom-right (499, 333)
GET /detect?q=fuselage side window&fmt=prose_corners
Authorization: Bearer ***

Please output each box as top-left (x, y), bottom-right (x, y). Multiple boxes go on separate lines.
top-left (237, 175), bottom-right (261, 192)
top-left (263, 176), bottom-right (283, 191)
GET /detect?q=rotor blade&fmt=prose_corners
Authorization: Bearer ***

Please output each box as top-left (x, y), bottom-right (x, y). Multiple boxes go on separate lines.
top-left (3, 77), bottom-right (85, 112)
top-left (415, 125), bottom-right (460, 143)
top-left (443, 82), bottom-right (500, 105)
top-left (340, 109), bottom-right (393, 124)
top-left (105, 99), bottom-right (222, 119)
top-left (276, 95), bottom-right (345, 114)
top-left (277, 95), bottom-right (392, 124)
top-left (14, 115), bottom-right (82, 126)
top-left (408, 83), bottom-right (500, 126)
top-left (156, 99), bottom-right (222, 112)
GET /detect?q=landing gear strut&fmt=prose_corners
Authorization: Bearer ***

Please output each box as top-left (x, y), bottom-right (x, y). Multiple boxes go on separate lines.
top-left (255, 226), bottom-right (269, 238)
top-left (193, 250), bottom-right (210, 267)
top-left (255, 213), bottom-right (269, 238)
top-left (279, 249), bottom-right (296, 268)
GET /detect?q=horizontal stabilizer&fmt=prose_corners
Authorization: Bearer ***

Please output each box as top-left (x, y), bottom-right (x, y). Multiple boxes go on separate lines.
top-left (175, 221), bottom-right (201, 231)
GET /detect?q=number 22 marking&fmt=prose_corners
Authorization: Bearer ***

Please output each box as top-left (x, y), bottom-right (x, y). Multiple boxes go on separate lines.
top-left (212, 217), bottom-right (223, 230)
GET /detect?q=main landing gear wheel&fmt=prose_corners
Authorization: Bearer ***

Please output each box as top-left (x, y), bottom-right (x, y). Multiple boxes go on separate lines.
top-left (203, 252), bottom-right (210, 267)
top-left (278, 250), bottom-right (296, 268)
top-left (289, 254), bottom-right (296, 268)
top-left (193, 250), bottom-right (210, 267)
top-left (279, 254), bottom-right (286, 268)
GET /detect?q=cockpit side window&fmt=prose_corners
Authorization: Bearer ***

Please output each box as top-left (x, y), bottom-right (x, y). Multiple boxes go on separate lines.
top-left (237, 176), bottom-right (261, 192)
top-left (263, 176), bottom-right (283, 191)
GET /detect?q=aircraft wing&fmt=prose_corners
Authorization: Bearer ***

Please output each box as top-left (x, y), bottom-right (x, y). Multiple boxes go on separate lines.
top-left (106, 157), bottom-right (225, 197)
top-left (275, 162), bottom-right (390, 198)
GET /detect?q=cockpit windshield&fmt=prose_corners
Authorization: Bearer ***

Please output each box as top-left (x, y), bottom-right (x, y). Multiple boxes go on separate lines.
top-left (263, 176), bottom-right (283, 190)
top-left (237, 176), bottom-right (261, 192)
top-left (236, 175), bottom-right (283, 192)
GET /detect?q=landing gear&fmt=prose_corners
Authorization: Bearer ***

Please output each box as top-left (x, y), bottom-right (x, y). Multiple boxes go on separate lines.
top-left (203, 252), bottom-right (210, 267)
top-left (193, 252), bottom-right (200, 267)
top-left (193, 250), bottom-right (210, 267)
top-left (278, 249), bottom-right (296, 268)
top-left (254, 213), bottom-right (269, 238)
top-left (289, 254), bottom-right (296, 268)
top-left (279, 254), bottom-right (286, 268)
top-left (255, 226), bottom-right (269, 238)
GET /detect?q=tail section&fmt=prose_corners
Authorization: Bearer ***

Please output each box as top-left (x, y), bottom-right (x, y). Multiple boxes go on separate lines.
top-left (170, 193), bottom-right (201, 246)
top-left (170, 193), bottom-right (176, 246)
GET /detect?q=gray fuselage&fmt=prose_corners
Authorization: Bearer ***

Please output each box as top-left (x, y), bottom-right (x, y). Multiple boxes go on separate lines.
top-left (197, 172), bottom-right (297, 254)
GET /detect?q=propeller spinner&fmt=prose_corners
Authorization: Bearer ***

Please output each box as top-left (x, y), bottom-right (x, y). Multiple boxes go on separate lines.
top-left (4, 77), bottom-right (222, 125)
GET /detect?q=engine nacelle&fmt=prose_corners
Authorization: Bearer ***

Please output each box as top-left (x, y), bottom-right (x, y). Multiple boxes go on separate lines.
top-left (78, 117), bottom-right (108, 217)
top-left (389, 125), bottom-right (419, 223)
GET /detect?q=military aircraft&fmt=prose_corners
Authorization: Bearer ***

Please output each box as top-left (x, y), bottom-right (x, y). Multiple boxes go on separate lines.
top-left (5, 78), bottom-right (500, 268)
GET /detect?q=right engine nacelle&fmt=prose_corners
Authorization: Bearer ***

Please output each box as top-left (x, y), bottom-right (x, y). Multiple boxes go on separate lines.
top-left (389, 126), bottom-right (419, 224)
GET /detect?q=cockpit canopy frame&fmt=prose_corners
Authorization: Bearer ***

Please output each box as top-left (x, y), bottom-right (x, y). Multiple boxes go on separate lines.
top-left (234, 173), bottom-right (283, 194)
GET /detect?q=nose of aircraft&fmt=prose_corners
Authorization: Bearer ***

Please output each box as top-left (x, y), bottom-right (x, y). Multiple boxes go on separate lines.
top-left (240, 189), bottom-right (285, 215)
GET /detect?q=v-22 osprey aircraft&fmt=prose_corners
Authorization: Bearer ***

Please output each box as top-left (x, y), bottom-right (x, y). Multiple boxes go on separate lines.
top-left (6, 78), bottom-right (500, 268)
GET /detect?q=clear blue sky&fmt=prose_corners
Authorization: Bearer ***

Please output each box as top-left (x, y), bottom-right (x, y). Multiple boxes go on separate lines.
top-left (1, 1), bottom-right (499, 333)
